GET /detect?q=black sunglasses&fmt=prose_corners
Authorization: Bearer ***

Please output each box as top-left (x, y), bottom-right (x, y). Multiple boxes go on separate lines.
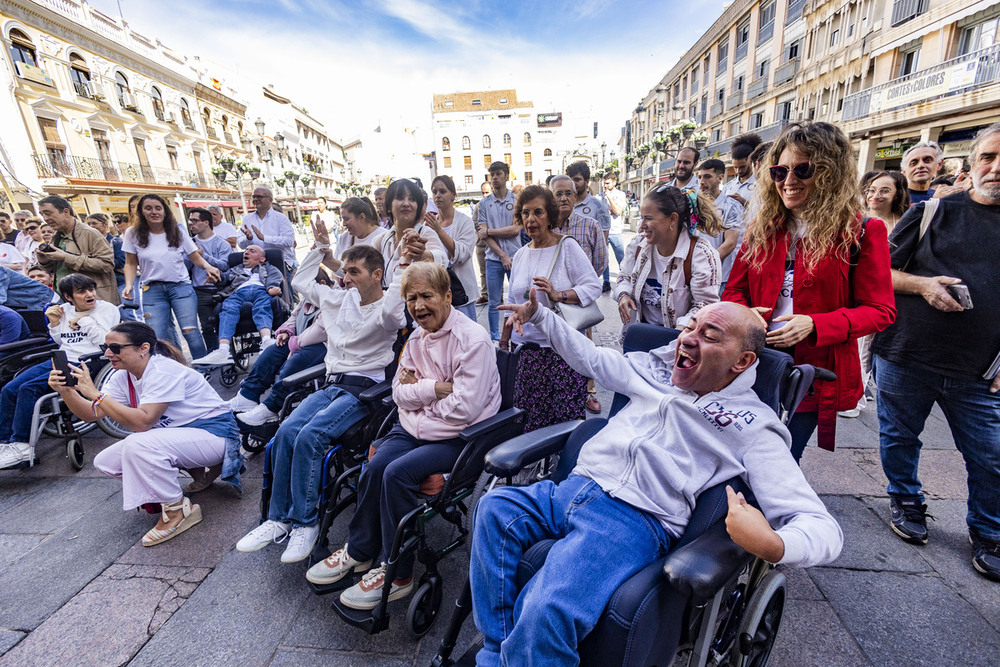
top-left (769, 162), bottom-right (816, 183)
top-left (25, 225), bottom-right (40, 231)
top-left (101, 343), bottom-right (139, 354)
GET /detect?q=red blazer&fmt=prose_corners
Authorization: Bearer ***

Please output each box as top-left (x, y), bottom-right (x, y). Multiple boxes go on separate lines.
top-left (722, 217), bottom-right (896, 451)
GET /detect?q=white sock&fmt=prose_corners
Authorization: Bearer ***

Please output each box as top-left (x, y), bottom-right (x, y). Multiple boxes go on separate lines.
top-left (219, 342), bottom-right (231, 353)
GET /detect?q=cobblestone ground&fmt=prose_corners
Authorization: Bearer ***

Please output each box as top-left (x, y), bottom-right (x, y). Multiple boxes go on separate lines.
top-left (2, 242), bottom-right (998, 665)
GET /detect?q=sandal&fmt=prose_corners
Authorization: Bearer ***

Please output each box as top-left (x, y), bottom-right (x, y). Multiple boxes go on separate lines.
top-left (141, 497), bottom-right (202, 547)
top-left (185, 464), bottom-right (223, 493)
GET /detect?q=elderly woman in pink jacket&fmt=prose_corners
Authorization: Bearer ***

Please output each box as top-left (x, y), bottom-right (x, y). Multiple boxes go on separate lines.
top-left (305, 261), bottom-right (500, 610)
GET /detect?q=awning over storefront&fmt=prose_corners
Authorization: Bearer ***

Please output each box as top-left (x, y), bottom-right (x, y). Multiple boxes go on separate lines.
top-left (181, 199), bottom-right (245, 208)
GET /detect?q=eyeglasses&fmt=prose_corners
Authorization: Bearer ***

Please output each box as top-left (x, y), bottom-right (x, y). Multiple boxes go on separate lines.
top-left (769, 162), bottom-right (816, 183)
top-left (866, 188), bottom-right (894, 197)
top-left (25, 225), bottom-right (39, 231)
top-left (251, 195), bottom-right (270, 201)
top-left (101, 343), bottom-right (139, 354)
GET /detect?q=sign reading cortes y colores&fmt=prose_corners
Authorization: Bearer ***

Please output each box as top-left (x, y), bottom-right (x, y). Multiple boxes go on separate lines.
top-left (869, 60), bottom-right (980, 114)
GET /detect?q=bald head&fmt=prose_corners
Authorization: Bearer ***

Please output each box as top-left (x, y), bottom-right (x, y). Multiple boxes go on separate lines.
top-left (673, 302), bottom-right (764, 395)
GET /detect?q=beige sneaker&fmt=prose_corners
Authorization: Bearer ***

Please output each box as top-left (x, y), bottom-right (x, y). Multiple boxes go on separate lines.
top-left (305, 543), bottom-right (371, 585)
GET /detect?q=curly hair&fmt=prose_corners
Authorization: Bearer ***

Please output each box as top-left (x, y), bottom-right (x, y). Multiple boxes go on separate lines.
top-left (644, 184), bottom-right (724, 238)
top-left (514, 185), bottom-right (559, 230)
top-left (743, 122), bottom-right (862, 272)
top-left (131, 194), bottom-right (184, 248)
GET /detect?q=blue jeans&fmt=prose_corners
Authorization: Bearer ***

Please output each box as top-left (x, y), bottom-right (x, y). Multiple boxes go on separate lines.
top-left (347, 424), bottom-right (464, 578)
top-left (119, 278), bottom-right (142, 322)
top-left (0, 362), bottom-right (52, 443)
top-left (142, 281), bottom-right (206, 359)
top-left (471, 474), bottom-right (673, 666)
top-left (602, 233), bottom-right (625, 286)
top-left (486, 259), bottom-right (510, 341)
top-left (874, 355), bottom-right (1000, 540)
top-left (268, 385), bottom-right (370, 527)
top-left (240, 342), bottom-right (326, 412)
top-left (457, 302), bottom-right (478, 321)
top-left (218, 286), bottom-right (273, 341)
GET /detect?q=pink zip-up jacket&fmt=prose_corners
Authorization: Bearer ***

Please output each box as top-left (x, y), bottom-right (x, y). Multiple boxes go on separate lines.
top-left (393, 307), bottom-right (501, 441)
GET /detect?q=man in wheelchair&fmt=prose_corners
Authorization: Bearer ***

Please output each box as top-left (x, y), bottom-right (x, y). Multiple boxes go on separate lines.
top-left (470, 295), bottom-right (844, 666)
top-left (192, 245), bottom-right (284, 366)
top-left (235, 242), bottom-right (408, 563)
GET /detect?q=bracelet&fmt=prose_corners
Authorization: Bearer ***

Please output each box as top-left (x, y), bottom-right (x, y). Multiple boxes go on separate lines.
top-left (91, 392), bottom-right (107, 417)
top-left (398, 262), bottom-right (411, 268)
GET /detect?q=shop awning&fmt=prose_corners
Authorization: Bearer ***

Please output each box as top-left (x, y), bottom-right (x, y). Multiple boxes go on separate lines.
top-left (181, 199), bottom-right (245, 208)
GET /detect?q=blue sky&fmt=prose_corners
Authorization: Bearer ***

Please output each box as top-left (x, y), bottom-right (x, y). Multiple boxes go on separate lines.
top-left (93, 0), bottom-right (727, 148)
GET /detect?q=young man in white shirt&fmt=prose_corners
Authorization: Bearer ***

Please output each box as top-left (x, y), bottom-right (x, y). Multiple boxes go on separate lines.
top-left (697, 159), bottom-right (745, 293)
top-left (599, 174), bottom-right (628, 292)
top-left (207, 205), bottom-right (239, 249)
top-left (239, 187), bottom-right (296, 268)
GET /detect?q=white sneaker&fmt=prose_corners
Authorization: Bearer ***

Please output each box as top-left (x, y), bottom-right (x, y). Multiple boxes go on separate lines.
top-left (306, 543), bottom-right (372, 585)
top-left (236, 520), bottom-right (290, 552)
top-left (0, 442), bottom-right (30, 469)
top-left (230, 393), bottom-right (259, 412)
top-left (192, 348), bottom-right (233, 366)
top-left (236, 404), bottom-right (279, 426)
top-left (260, 337), bottom-right (276, 351)
top-left (281, 524), bottom-right (320, 563)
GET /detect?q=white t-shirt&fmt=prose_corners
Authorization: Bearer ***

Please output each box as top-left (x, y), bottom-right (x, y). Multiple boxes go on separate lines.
top-left (769, 223), bottom-right (806, 331)
top-left (48, 301), bottom-right (119, 362)
top-left (639, 248), bottom-right (671, 326)
top-left (334, 227), bottom-right (390, 262)
top-left (123, 229), bottom-right (198, 285)
top-left (213, 221), bottom-right (239, 243)
top-left (0, 243), bottom-right (24, 267)
top-left (104, 354), bottom-right (228, 428)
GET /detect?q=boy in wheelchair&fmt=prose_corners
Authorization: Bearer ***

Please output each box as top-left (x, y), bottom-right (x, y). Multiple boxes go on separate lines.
top-left (0, 273), bottom-right (118, 468)
top-left (470, 295), bottom-right (844, 666)
top-left (192, 245), bottom-right (284, 366)
top-left (236, 242), bottom-right (409, 563)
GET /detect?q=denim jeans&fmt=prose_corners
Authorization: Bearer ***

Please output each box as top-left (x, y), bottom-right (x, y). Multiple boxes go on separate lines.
top-left (0, 362), bottom-right (51, 442)
top-left (347, 424), bottom-right (464, 578)
top-left (218, 286), bottom-right (273, 341)
top-left (119, 278), bottom-right (142, 322)
top-left (602, 233), bottom-right (625, 286)
top-left (239, 342), bottom-right (325, 412)
top-left (874, 355), bottom-right (1000, 540)
top-left (456, 301), bottom-right (478, 321)
top-left (267, 385), bottom-right (370, 527)
top-left (194, 287), bottom-right (219, 351)
top-left (471, 474), bottom-right (673, 666)
top-left (142, 281), bottom-right (206, 359)
top-left (486, 259), bottom-right (510, 341)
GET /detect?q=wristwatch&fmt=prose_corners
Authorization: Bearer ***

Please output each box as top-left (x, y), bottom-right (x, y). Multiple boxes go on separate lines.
top-left (560, 291), bottom-right (568, 303)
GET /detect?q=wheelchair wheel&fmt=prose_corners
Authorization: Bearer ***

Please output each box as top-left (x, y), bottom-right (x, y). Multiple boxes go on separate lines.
top-left (42, 411), bottom-right (97, 437)
top-left (731, 570), bottom-right (786, 667)
top-left (93, 365), bottom-right (132, 439)
top-left (406, 577), bottom-right (443, 639)
top-left (67, 437), bottom-right (85, 471)
top-left (464, 472), bottom-right (494, 533)
top-left (242, 431), bottom-right (269, 454)
top-left (219, 364), bottom-right (240, 388)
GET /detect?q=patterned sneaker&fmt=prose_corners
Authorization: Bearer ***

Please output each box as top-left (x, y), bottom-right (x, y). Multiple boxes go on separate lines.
top-left (339, 564), bottom-right (414, 610)
top-left (889, 495), bottom-right (931, 545)
top-left (236, 520), bottom-right (290, 552)
top-left (970, 531), bottom-right (1000, 582)
top-left (305, 543), bottom-right (372, 585)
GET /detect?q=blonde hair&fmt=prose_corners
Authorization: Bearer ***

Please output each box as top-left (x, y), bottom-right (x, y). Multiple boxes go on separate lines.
top-left (401, 261), bottom-right (450, 297)
top-left (743, 122), bottom-right (862, 272)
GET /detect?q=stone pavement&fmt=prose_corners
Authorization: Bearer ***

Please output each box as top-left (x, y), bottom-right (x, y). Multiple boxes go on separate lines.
top-left (2, 279), bottom-right (999, 666)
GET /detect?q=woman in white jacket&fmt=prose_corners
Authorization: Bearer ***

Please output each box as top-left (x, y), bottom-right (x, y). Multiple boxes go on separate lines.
top-left (424, 175), bottom-right (478, 319)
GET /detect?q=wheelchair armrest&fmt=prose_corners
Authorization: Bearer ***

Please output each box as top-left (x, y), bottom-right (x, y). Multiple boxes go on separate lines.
top-left (483, 420), bottom-right (584, 477)
top-left (813, 367), bottom-right (837, 383)
top-left (78, 352), bottom-right (105, 365)
top-left (22, 349), bottom-right (56, 364)
top-left (662, 520), bottom-right (754, 606)
top-left (280, 362), bottom-right (326, 387)
top-left (358, 381), bottom-right (392, 404)
top-left (458, 407), bottom-right (523, 443)
top-left (0, 337), bottom-right (53, 354)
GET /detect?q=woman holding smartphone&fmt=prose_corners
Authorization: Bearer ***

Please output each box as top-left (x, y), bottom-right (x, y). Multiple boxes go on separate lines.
top-left (424, 175), bottom-right (478, 319)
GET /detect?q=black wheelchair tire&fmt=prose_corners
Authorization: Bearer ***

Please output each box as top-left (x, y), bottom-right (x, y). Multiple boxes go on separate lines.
top-left (243, 431), bottom-right (269, 454)
top-left (731, 570), bottom-right (786, 667)
top-left (220, 365), bottom-right (240, 387)
top-left (67, 437), bottom-right (85, 471)
top-left (93, 365), bottom-right (132, 439)
top-left (406, 578), bottom-right (443, 639)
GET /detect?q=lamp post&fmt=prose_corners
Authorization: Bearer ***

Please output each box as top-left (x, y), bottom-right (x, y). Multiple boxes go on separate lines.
top-left (601, 142), bottom-right (607, 168)
top-left (284, 170), bottom-right (302, 226)
top-left (220, 156), bottom-right (249, 216)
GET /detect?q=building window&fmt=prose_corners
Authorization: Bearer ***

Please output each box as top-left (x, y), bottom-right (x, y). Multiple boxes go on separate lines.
top-left (115, 71), bottom-right (131, 108)
top-left (682, 76), bottom-right (688, 99)
top-left (717, 87), bottom-right (725, 102)
top-left (524, 152), bottom-right (532, 166)
top-left (499, 97), bottom-right (508, 104)
top-left (524, 171), bottom-right (533, 184)
top-left (891, 0), bottom-right (929, 27)
top-left (830, 28), bottom-right (840, 47)
top-left (8, 29), bottom-right (36, 67)
top-left (151, 86), bottom-right (165, 121)
top-left (785, 39), bottom-right (800, 61)
top-left (712, 128), bottom-right (722, 142)
top-left (504, 153), bottom-right (511, 166)
top-left (443, 156), bottom-right (452, 168)
top-left (958, 17), bottom-right (999, 55)
top-left (735, 20), bottom-right (750, 62)
top-left (484, 154), bottom-right (492, 169)
top-left (759, 1), bottom-right (776, 43)
top-left (442, 137), bottom-right (451, 151)
top-left (543, 148), bottom-right (552, 156)
top-left (69, 53), bottom-right (91, 97)
top-left (503, 133), bottom-right (511, 147)
top-left (523, 132), bottom-right (531, 146)
top-left (464, 155), bottom-right (472, 170)
top-left (717, 41), bottom-right (729, 73)
top-left (704, 56), bottom-right (711, 85)
top-left (691, 67), bottom-right (699, 94)
top-left (462, 136), bottom-right (471, 150)
top-left (786, 0), bottom-right (807, 23)
top-left (750, 112), bottom-right (764, 129)
top-left (167, 146), bottom-right (179, 170)
top-left (465, 175), bottom-right (474, 187)
top-left (37, 117), bottom-right (66, 167)
top-left (482, 135), bottom-right (491, 149)
top-left (735, 74), bottom-right (745, 90)
top-left (758, 59), bottom-right (770, 78)
top-left (778, 100), bottom-right (793, 121)
top-left (729, 118), bottom-right (742, 136)
top-left (180, 98), bottom-right (193, 127)
top-left (898, 46), bottom-right (920, 76)
top-left (444, 100), bottom-right (454, 107)
top-left (472, 99), bottom-right (482, 105)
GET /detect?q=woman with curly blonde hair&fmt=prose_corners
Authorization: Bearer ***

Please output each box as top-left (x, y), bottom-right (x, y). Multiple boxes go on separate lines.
top-left (723, 122), bottom-right (896, 460)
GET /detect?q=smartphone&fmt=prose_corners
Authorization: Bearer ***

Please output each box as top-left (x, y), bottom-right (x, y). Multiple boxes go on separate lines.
top-left (51, 350), bottom-right (77, 387)
top-left (947, 283), bottom-right (973, 310)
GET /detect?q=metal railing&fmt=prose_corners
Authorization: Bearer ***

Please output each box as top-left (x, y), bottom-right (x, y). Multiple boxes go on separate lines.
top-left (841, 44), bottom-right (1000, 122)
top-left (710, 102), bottom-right (724, 118)
top-left (775, 58), bottom-right (799, 84)
top-left (33, 152), bottom-right (215, 189)
top-left (735, 40), bottom-right (748, 63)
top-left (726, 91), bottom-right (743, 111)
top-left (890, 0), bottom-right (928, 27)
top-left (223, 132), bottom-right (234, 144)
top-left (182, 117), bottom-right (196, 131)
top-left (758, 21), bottom-right (774, 45)
top-left (748, 74), bottom-right (769, 100)
top-left (206, 127), bottom-right (218, 140)
top-left (72, 80), bottom-right (91, 98)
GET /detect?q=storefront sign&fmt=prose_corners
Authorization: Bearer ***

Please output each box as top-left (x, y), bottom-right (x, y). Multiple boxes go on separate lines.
top-left (869, 60), bottom-right (980, 113)
top-left (875, 145), bottom-right (910, 160)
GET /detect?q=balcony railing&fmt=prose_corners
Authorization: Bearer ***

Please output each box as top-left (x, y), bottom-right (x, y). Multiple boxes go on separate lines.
top-left (206, 127), bottom-right (218, 140)
top-left (73, 80), bottom-right (92, 98)
top-left (33, 153), bottom-right (216, 189)
top-left (735, 40), bottom-right (748, 63)
top-left (758, 21), bottom-right (774, 45)
top-left (775, 58), bottom-right (799, 84)
top-left (890, 0), bottom-right (929, 27)
top-left (223, 132), bottom-right (234, 144)
top-left (841, 44), bottom-right (1000, 122)
top-left (726, 91), bottom-right (743, 111)
top-left (182, 117), bottom-right (196, 131)
top-left (786, 0), bottom-right (807, 24)
top-left (747, 74), bottom-right (769, 100)
top-left (710, 101), bottom-right (724, 118)
top-left (702, 119), bottom-right (789, 157)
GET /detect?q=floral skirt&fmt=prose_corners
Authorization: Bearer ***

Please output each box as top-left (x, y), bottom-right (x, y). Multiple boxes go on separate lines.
top-left (514, 346), bottom-right (588, 433)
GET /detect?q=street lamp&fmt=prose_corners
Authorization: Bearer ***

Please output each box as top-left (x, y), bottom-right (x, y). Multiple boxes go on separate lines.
top-left (601, 142), bottom-right (607, 168)
top-left (284, 169), bottom-right (302, 226)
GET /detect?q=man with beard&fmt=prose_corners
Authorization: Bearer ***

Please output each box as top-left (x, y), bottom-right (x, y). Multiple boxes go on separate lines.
top-left (665, 147), bottom-right (699, 191)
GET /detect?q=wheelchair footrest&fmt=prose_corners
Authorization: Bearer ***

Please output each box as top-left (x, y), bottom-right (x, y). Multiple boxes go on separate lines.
top-left (330, 597), bottom-right (391, 635)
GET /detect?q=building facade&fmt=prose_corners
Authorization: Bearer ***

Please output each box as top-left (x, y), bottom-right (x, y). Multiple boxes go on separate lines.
top-left (621, 0), bottom-right (999, 195)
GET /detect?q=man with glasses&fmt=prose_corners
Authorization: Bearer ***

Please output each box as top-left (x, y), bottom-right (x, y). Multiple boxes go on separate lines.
top-left (240, 187), bottom-right (296, 270)
top-left (12, 210), bottom-right (32, 254)
top-left (18, 218), bottom-right (43, 269)
top-left (187, 207), bottom-right (233, 351)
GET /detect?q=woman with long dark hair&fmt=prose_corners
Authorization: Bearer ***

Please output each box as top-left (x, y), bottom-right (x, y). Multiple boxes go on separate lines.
top-left (48, 321), bottom-right (242, 546)
top-left (425, 175), bottom-right (477, 319)
top-left (122, 194), bottom-right (221, 359)
top-left (377, 178), bottom-right (448, 277)
top-left (723, 122), bottom-right (896, 460)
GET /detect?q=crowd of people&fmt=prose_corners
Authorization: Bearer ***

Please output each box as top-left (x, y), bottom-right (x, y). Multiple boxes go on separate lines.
top-left (1, 118), bottom-right (998, 661)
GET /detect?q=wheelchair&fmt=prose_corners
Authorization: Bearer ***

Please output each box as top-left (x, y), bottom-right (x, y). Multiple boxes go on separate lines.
top-left (432, 323), bottom-right (834, 667)
top-left (0, 310), bottom-right (56, 387)
top-left (196, 248), bottom-right (291, 387)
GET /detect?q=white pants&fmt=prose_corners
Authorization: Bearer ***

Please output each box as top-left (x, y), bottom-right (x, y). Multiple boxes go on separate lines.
top-left (94, 427), bottom-right (226, 510)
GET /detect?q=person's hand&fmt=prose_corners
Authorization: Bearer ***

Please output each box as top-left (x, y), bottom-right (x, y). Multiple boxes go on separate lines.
top-left (531, 276), bottom-right (558, 302)
top-left (267, 286), bottom-right (281, 296)
top-left (68, 361), bottom-right (99, 400)
top-left (618, 294), bottom-right (637, 324)
top-left (499, 287), bottom-right (540, 336)
top-left (749, 306), bottom-right (770, 328)
top-left (242, 225), bottom-right (254, 241)
top-left (931, 173), bottom-right (971, 199)
top-left (68, 314), bottom-right (84, 331)
top-left (920, 276), bottom-right (963, 312)
top-left (991, 374), bottom-right (1000, 394)
top-left (501, 253), bottom-right (512, 271)
top-left (275, 331), bottom-right (290, 347)
top-left (313, 218), bottom-right (331, 246)
top-left (401, 230), bottom-right (427, 262)
top-left (48, 366), bottom-right (72, 394)
top-left (477, 225), bottom-right (489, 241)
top-left (729, 193), bottom-right (747, 207)
top-left (204, 266), bottom-right (221, 284)
top-left (423, 211), bottom-right (440, 230)
top-left (434, 381), bottom-right (453, 399)
top-left (250, 225), bottom-right (263, 241)
top-left (121, 284), bottom-right (134, 300)
top-left (725, 486), bottom-right (785, 562)
top-left (398, 367), bottom-right (418, 385)
top-left (37, 246), bottom-right (67, 262)
top-left (45, 304), bottom-right (64, 326)
top-left (766, 314), bottom-right (815, 348)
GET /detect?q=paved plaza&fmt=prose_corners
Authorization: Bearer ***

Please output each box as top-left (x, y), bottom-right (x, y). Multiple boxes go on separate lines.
top-left (1, 289), bottom-right (998, 667)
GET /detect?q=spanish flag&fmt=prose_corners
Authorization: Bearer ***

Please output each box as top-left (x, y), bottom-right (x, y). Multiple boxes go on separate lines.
top-left (211, 78), bottom-right (222, 91)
